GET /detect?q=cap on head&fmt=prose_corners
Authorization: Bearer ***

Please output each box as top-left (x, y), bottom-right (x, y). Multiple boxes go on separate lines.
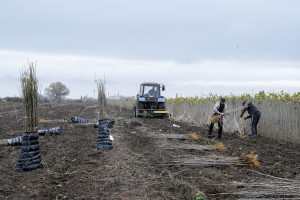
top-left (242, 100), bottom-right (247, 105)
top-left (220, 97), bottom-right (226, 103)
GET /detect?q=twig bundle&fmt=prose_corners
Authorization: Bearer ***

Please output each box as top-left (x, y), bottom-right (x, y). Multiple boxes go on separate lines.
top-left (95, 77), bottom-right (107, 119)
top-left (20, 62), bottom-right (39, 132)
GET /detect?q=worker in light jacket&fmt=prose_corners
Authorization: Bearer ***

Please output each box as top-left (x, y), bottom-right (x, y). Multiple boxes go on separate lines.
top-left (208, 97), bottom-right (227, 139)
top-left (240, 100), bottom-right (261, 138)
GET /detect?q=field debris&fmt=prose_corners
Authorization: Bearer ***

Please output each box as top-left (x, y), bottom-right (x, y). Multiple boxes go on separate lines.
top-left (239, 134), bottom-right (249, 139)
top-left (0, 139), bottom-right (9, 146)
top-left (39, 118), bottom-right (46, 123)
top-left (84, 105), bottom-right (99, 109)
top-left (186, 133), bottom-right (200, 140)
top-left (148, 133), bottom-right (188, 140)
top-left (172, 124), bottom-right (180, 128)
top-left (161, 144), bottom-right (212, 151)
top-left (210, 142), bottom-right (227, 151)
top-left (165, 155), bottom-right (241, 166)
top-left (230, 178), bottom-right (300, 198)
top-left (242, 152), bottom-right (260, 168)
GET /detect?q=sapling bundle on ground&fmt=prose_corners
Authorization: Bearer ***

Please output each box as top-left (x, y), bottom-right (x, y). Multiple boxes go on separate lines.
top-left (16, 62), bottom-right (43, 172)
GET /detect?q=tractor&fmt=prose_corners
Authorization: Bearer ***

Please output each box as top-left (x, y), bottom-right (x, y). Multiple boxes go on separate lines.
top-left (133, 82), bottom-right (168, 118)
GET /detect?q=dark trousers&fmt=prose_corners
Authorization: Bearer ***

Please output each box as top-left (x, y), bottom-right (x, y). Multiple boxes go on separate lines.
top-left (251, 111), bottom-right (261, 137)
top-left (208, 122), bottom-right (223, 139)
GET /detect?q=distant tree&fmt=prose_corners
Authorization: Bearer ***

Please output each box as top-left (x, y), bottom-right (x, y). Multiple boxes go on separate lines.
top-left (44, 82), bottom-right (70, 101)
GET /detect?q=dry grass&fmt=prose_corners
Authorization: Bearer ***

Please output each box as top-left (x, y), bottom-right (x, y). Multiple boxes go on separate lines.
top-left (242, 152), bottom-right (260, 168)
top-left (210, 115), bottom-right (221, 123)
top-left (84, 105), bottom-right (99, 109)
top-left (210, 142), bottom-right (227, 151)
top-left (186, 133), bottom-right (200, 140)
top-left (239, 134), bottom-right (249, 139)
top-left (39, 118), bottom-right (46, 123)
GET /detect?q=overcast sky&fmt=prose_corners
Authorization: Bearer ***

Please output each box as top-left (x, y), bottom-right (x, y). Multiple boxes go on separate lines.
top-left (1, 0), bottom-right (300, 99)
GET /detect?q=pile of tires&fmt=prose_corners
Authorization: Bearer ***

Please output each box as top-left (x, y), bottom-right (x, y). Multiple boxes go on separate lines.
top-left (96, 118), bottom-right (114, 150)
top-left (94, 116), bottom-right (115, 129)
top-left (16, 133), bottom-right (43, 172)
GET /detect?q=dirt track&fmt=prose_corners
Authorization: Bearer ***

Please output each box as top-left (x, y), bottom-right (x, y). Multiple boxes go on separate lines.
top-left (1, 101), bottom-right (300, 200)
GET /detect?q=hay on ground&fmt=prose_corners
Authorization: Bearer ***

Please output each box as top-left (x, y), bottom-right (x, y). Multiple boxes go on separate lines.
top-left (186, 133), bottom-right (200, 140)
top-left (210, 142), bottom-right (227, 151)
top-left (242, 152), bottom-right (260, 168)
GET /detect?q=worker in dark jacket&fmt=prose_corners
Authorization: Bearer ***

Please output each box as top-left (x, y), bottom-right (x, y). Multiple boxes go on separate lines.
top-left (208, 97), bottom-right (227, 139)
top-left (240, 100), bottom-right (261, 138)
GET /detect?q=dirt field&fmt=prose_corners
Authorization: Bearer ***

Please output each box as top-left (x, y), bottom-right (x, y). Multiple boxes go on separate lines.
top-left (1, 100), bottom-right (300, 200)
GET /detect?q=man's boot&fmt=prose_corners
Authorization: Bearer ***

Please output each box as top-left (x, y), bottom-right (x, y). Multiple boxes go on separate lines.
top-left (218, 126), bottom-right (223, 140)
top-left (208, 123), bottom-right (214, 138)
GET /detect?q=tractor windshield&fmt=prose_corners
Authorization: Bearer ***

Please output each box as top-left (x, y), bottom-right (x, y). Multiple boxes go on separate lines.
top-left (143, 85), bottom-right (160, 97)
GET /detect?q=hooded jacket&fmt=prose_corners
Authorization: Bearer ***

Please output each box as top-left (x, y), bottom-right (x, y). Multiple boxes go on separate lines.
top-left (212, 101), bottom-right (227, 115)
top-left (242, 101), bottom-right (259, 116)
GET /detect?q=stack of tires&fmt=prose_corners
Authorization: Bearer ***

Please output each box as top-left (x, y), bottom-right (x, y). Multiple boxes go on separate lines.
top-left (16, 133), bottom-right (43, 172)
top-left (96, 118), bottom-right (114, 150)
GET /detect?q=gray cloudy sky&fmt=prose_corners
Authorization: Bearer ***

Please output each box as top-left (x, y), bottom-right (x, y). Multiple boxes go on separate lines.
top-left (1, 0), bottom-right (300, 98)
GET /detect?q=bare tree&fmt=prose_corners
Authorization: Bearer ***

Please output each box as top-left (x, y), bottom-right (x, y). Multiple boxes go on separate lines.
top-left (44, 82), bottom-right (70, 102)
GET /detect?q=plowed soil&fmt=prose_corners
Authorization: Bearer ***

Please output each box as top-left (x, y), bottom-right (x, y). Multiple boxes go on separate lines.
top-left (0, 100), bottom-right (300, 200)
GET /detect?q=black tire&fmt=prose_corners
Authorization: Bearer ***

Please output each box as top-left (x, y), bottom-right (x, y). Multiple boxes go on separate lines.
top-left (136, 102), bottom-right (144, 118)
top-left (20, 144), bottom-right (40, 152)
top-left (133, 105), bottom-right (137, 117)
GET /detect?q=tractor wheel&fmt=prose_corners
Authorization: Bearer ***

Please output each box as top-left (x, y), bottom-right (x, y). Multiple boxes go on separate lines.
top-left (133, 106), bottom-right (137, 117)
top-left (136, 102), bottom-right (144, 118)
